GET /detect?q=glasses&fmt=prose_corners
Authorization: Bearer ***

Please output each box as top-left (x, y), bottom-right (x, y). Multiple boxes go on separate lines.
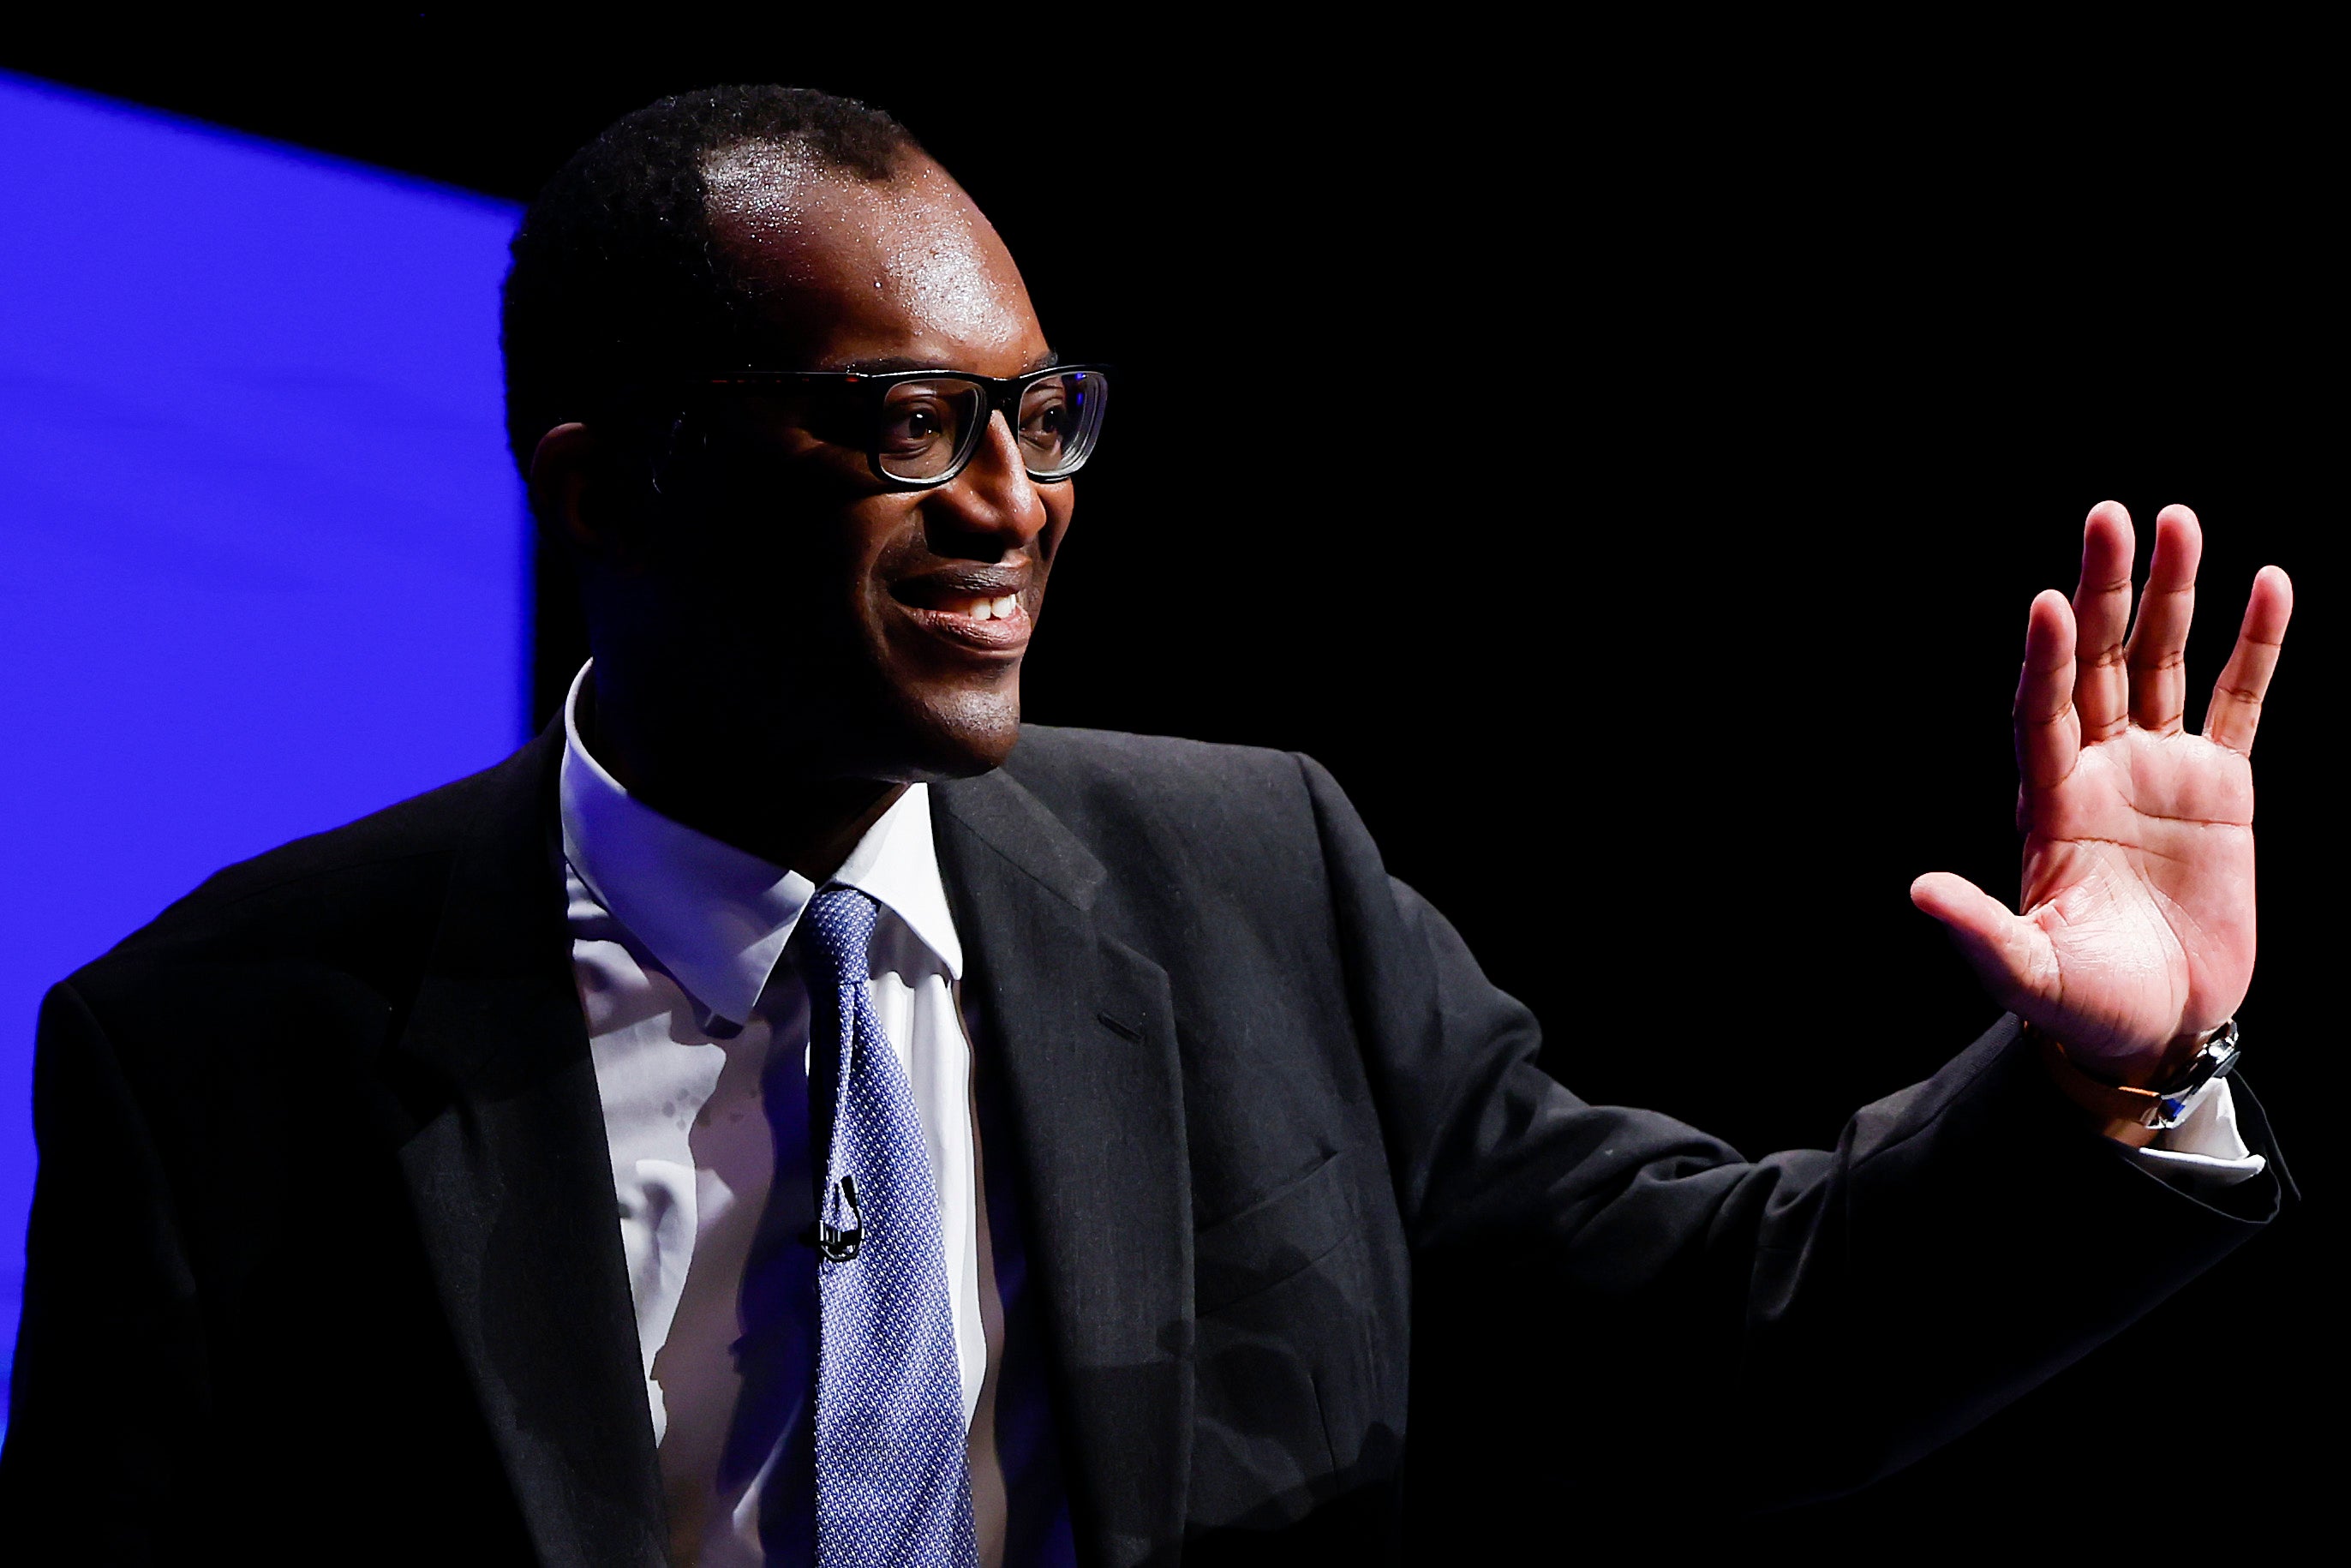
top-left (699, 365), bottom-right (1110, 490)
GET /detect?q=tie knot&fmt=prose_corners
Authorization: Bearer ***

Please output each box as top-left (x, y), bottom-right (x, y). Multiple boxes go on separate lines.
top-left (803, 886), bottom-right (880, 988)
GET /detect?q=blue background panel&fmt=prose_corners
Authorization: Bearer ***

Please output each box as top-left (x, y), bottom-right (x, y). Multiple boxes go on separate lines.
top-left (0, 75), bottom-right (526, 1424)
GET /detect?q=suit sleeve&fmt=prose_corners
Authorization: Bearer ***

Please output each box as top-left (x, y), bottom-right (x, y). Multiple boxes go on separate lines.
top-left (1295, 755), bottom-right (2284, 1511)
top-left (0, 981), bottom-right (212, 1559)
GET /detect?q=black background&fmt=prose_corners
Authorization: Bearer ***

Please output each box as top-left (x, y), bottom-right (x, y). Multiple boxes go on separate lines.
top-left (9, 23), bottom-right (2337, 1548)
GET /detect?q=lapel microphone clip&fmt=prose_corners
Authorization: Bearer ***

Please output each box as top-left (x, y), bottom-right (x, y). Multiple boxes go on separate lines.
top-left (817, 1174), bottom-right (864, 1262)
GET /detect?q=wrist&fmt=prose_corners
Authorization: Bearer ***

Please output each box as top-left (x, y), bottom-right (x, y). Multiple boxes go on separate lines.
top-left (2027, 1020), bottom-right (2242, 1148)
top-left (2028, 1017), bottom-right (2228, 1089)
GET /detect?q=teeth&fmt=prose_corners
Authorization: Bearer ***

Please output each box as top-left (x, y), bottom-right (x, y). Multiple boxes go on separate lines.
top-left (936, 595), bottom-right (1018, 622)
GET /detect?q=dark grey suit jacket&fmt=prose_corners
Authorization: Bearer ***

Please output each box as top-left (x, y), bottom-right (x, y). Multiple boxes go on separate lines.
top-left (0, 723), bottom-right (2284, 1564)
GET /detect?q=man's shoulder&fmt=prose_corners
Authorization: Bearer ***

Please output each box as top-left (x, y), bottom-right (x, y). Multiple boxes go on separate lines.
top-left (973, 725), bottom-right (1356, 904)
top-left (1003, 722), bottom-right (1310, 781)
top-left (1000, 724), bottom-right (1323, 829)
top-left (74, 741), bottom-right (540, 991)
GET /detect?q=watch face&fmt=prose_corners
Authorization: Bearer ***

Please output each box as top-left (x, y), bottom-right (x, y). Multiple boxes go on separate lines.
top-left (2151, 1033), bottom-right (2240, 1129)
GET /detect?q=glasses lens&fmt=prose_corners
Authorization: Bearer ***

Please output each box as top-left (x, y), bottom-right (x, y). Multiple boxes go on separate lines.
top-left (875, 379), bottom-right (985, 482)
top-left (1016, 371), bottom-right (1107, 479)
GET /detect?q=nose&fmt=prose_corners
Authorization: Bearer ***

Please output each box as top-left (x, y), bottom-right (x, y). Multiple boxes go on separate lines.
top-left (924, 410), bottom-right (1050, 560)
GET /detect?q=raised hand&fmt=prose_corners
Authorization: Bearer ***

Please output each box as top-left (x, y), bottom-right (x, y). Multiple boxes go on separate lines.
top-left (1910, 501), bottom-right (2292, 1086)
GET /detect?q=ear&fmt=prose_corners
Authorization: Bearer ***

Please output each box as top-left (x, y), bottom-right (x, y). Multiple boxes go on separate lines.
top-left (528, 422), bottom-right (606, 560)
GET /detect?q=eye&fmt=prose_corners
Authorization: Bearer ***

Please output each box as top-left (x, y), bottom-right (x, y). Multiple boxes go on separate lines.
top-left (877, 391), bottom-right (966, 456)
top-left (1019, 391), bottom-right (1072, 449)
top-left (871, 380), bottom-right (984, 482)
top-left (895, 407), bottom-right (947, 441)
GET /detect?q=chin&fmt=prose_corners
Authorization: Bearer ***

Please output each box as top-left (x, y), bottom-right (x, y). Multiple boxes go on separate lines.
top-left (869, 680), bottom-right (1024, 781)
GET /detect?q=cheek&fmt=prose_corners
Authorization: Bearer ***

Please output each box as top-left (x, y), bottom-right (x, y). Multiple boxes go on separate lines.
top-left (857, 508), bottom-right (943, 607)
top-left (1037, 488), bottom-right (1078, 572)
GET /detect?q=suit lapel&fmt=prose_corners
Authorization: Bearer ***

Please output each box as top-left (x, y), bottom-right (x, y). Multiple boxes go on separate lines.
top-left (388, 728), bottom-right (666, 1568)
top-left (932, 769), bottom-right (1194, 1567)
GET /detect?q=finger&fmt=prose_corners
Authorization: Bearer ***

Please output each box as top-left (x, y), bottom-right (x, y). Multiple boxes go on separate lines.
top-left (2014, 589), bottom-right (2081, 793)
top-left (1910, 871), bottom-right (2059, 1014)
top-left (2204, 564), bottom-right (2294, 754)
top-left (2070, 501), bottom-right (2136, 740)
top-left (2124, 503), bottom-right (2202, 734)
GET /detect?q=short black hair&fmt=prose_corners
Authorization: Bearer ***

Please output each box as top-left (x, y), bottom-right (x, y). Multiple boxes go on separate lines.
top-left (500, 85), bottom-right (922, 475)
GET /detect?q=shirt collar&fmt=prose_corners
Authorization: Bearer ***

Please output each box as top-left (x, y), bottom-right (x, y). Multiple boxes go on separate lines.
top-left (557, 661), bottom-right (963, 1024)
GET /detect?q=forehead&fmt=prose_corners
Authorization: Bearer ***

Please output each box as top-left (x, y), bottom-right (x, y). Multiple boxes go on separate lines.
top-left (701, 143), bottom-right (1046, 374)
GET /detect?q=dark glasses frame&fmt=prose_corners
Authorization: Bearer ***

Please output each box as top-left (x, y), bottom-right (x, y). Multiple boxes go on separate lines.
top-left (698, 364), bottom-right (1112, 491)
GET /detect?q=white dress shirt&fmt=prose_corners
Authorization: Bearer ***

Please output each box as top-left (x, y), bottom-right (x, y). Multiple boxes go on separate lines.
top-left (2132, 1071), bottom-right (2265, 1183)
top-left (553, 662), bottom-right (2262, 1559)
top-left (559, 665), bottom-right (985, 1564)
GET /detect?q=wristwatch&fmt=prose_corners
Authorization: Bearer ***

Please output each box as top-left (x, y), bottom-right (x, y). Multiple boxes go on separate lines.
top-left (2031, 1020), bottom-right (2242, 1148)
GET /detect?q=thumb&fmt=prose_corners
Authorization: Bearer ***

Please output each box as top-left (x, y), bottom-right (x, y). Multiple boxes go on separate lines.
top-left (1909, 871), bottom-right (2055, 1014)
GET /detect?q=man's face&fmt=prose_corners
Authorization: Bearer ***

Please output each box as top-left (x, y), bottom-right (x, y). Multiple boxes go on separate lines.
top-left (626, 147), bottom-right (1074, 783)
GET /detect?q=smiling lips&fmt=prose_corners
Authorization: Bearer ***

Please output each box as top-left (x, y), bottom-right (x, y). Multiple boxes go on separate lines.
top-left (894, 582), bottom-right (1032, 653)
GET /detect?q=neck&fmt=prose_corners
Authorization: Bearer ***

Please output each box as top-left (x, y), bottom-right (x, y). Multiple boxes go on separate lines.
top-left (581, 665), bottom-right (907, 883)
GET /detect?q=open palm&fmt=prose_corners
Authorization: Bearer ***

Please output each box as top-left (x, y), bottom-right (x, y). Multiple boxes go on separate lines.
top-left (1911, 502), bottom-right (2293, 1085)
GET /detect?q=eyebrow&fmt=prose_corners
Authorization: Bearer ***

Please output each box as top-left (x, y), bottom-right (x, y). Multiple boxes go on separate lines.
top-left (824, 350), bottom-right (1063, 376)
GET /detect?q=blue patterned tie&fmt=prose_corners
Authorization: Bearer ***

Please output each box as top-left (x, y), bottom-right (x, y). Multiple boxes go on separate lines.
top-left (802, 887), bottom-right (979, 1568)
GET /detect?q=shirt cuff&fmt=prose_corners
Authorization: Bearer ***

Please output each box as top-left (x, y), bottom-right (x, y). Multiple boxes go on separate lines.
top-left (2125, 1076), bottom-right (2266, 1188)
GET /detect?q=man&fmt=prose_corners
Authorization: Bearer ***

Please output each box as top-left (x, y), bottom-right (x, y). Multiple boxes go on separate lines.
top-left (0, 86), bottom-right (2294, 1565)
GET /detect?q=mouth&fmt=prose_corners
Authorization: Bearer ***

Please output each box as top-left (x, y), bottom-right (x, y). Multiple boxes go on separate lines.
top-left (888, 571), bottom-right (1034, 655)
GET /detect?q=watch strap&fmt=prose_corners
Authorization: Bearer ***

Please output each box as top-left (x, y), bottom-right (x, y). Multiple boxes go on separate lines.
top-left (2031, 1020), bottom-right (2241, 1149)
